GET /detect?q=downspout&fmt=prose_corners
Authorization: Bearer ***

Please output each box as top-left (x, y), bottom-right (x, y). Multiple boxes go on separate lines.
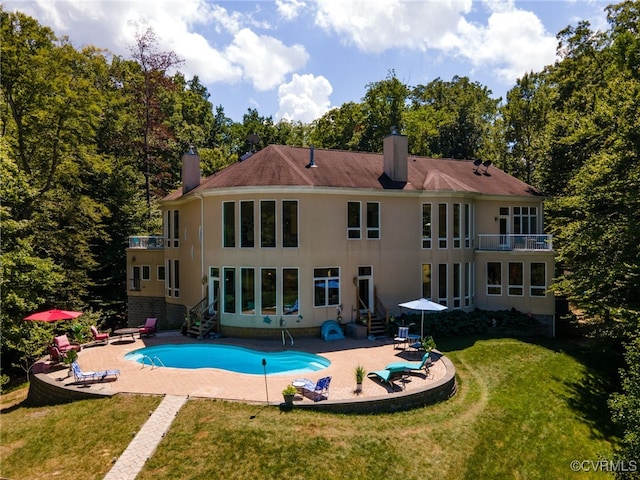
top-left (197, 193), bottom-right (205, 300)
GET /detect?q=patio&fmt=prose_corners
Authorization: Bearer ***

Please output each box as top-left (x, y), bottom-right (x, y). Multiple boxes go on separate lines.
top-left (30, 331), bottom-right (456, 413)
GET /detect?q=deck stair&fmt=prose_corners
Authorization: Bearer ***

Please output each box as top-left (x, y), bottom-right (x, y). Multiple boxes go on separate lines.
top-left (185, 297), bottom-right (218, 339)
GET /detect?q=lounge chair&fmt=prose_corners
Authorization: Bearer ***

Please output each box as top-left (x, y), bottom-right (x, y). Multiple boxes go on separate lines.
top-left (54, 334), bottom-right (81, 354)
top-left (368, 365), bottom-right (408, 388)
top-left (301, 376), bottom-right (331, 401)
top-left (138, 317), bottom-right (157, 337)
top-left (90, 325), bottom-right (109, 345)
top-left (71, 361), bottom-right (120, 383)
top-left (385, 352), bottom-right (432, 373)
top-left (394, 326), bottom-right (409, 350)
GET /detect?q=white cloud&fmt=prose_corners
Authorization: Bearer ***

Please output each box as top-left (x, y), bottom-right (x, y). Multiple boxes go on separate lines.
top-left (7, 0), bottom-right (309, 90)
top-left (314, 0), bottom-right (557, 87)
top-left (276, 0), bottom-right (307, 21)
top-left (456, 8), bottom-right (557, 83)
top-left (225, 28), bottom-right (309, 91)
top-left (277, 73), bottom-right (333, 122)
top-left (315, 0), bottom-right (473, 53)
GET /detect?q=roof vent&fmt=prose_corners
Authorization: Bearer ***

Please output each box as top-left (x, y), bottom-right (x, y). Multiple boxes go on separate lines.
top-left (306, 145), bottom-right (317, 168)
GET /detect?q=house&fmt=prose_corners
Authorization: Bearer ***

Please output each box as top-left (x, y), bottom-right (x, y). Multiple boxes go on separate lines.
top-left (126, 134), bottom-right (555, 338)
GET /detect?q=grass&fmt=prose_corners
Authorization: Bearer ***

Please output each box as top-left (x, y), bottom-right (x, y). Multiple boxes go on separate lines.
top-left (1, 336), bottom-right (621, 479)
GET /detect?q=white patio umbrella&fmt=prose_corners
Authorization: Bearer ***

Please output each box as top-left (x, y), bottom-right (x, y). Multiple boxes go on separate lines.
top-left (398, 298), bottom-right (447, 339)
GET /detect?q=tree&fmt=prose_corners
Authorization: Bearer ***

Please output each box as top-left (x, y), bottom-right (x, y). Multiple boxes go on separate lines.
top-left (359, 70), bottom-right (409, 152)
top-left (128, 26), bottom-right (183, 219)
top-left (408, 76), bottom-right (499, 159)
top-left (309, 102), bottom-right (365, 151)
top-left (501, 72), bottom-right (551, 185)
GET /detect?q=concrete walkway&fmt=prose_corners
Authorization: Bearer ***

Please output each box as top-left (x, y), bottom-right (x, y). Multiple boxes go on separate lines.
top-left (103, 394), bottom-right (188, 480)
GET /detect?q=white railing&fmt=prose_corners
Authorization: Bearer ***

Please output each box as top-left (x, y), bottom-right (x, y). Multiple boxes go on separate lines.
top-left (128, 236), bottom-right (164, 249)
top-left (476, 234), bottom-right (552, 251)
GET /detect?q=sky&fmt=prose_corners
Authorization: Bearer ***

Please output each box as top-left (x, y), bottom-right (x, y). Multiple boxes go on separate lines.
top-left (7, 0), bottom-right (611, 123)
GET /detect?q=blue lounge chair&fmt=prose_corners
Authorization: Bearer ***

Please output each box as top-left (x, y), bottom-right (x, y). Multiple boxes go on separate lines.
top-left (385, 352), bottom-right (432, 373)
top-left (71, 361), bottom-right (120, 383)
top-left (301, 376), bottom-right (331, 401)
top-left (368, 365), bottom-right (408, 388)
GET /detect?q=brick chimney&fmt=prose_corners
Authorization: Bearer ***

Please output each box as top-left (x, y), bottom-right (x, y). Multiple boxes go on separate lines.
top-left (383, 128), bottom-right (408, 183)
top-left (182, 145), bottom-right (201, 194)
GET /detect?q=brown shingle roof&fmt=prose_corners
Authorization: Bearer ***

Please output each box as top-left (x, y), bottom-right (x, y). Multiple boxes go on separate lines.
top-left (163, 145), bottom-right (542, 201)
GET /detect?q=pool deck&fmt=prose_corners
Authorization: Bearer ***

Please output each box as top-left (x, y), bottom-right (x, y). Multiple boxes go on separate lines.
top-left (32, 331), bottom-right (455, 409)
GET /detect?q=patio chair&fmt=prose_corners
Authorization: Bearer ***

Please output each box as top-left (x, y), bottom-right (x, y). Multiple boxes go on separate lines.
top-left (90, 325), bottom-right (109, 345)
top-left (48, 344), bottom-right (66, 364)
top-left (71, 361), bottom-right (120, 383)
top-left (54, 334), bottom-right (81, 354)
top-left (138, 317), bottom-right (157, 338)
top-left (385, 352), bottom-right (432, 374)
top-left (394, 326), bottom-right (409, 350)
top-left (301, 376), bottom-right (331, 401)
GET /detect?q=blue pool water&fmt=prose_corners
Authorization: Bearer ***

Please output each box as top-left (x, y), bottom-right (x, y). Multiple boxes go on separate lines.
top-left (124, 344), bottom-right (330, 375)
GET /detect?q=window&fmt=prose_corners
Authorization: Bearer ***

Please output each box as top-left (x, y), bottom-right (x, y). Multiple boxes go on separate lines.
top-left (366, 202), bottom-right (380, 239)
top-left (240, 201), bottom-right (255, 248)
top-left (422, 264), bottom-right (432, 299)
top-left (173, 210), bottom-right (179, 247)
top-left (166, 260), bottom-right (172, 296)
top-left (260, 200), bottom-right (276, 248)
top-left (453, 203), bottom-right (461, 248)
top-left (487, 262), bottom-right (502, 295)
top-left (453, 263), bottom-right (461, 308)
top-left (282, 268), bottom-right (299, 315)
top-left (438, 203), bottom-right (447, 248)
top-left (223, 202), bottom-right (235, 248)
top-left (513, 206), bottom-right (538, 234)
top-left (531, 263), bottom-right (546, 296)
top-left (464, 262), bottom-right (471, 306)
top-left (314, 268), bottom-right (340, 307)
top-left (464, 203), bottom-right (472, 248)
top-left (241, 268), bottom-right (255, 314)
top-left (422, 204), bottom-right (432, 248)
top-left (508, 262), bottom-right (524, 296)
top-left (173, 260), bottom-right (180, 298)
top-left (223, 268), bottom-right (236, 313)
top-left (282, 200), bottom-right (298, 247)
top-left (157, 265), bottom-right (165, 281)
top-left (131, 266), bottom-right (141, 291)
top-left (165, 260), bottom-right (179, 297)
top-left (261, 269), bottom-right (276, 315)
top-left (348, 202), bottom-right (361, 239)
top-left (165, 210), bottom-right (171, 248)
top-left (142, 265), bottom-right (150, 281)
top-left (438, 264), bottom-right (448, 306)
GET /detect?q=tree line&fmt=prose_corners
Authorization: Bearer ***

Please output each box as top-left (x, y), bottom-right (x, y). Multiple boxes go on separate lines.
top-left (1, 2), bottom-right (639, 468)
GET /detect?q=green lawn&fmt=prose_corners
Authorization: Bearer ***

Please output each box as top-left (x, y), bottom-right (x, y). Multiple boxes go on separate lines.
top-left (1, 337), bottom-right (621, 479)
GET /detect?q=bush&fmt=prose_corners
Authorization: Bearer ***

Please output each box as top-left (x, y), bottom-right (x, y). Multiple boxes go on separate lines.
top-left (397, 308), bottom-right (540, 338)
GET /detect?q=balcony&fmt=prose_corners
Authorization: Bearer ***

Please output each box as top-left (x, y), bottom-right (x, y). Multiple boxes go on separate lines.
top-left (476, 234), bottom-right (552, 251)
top-left (128, 236), bottom-right (164, 249)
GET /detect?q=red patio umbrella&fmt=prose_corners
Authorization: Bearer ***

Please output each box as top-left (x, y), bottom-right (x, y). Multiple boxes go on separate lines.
top-left (24, 309), bottom-right (83, 322)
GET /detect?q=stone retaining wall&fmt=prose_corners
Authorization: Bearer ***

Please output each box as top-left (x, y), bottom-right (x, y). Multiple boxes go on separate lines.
top-left (290, 355), bottom-right (457, 414)
top-left (27, 366), bottom-right (114, 407)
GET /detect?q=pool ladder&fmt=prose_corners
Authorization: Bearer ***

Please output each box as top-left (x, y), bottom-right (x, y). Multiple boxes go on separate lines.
top-left (141, 355), bottom-right (165, 369)
top-left (282, 329), bottom-right (294, 347)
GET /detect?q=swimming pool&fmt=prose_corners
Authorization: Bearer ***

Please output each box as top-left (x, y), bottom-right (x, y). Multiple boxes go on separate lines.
top-left (124, 344), bottom-right (330, 375)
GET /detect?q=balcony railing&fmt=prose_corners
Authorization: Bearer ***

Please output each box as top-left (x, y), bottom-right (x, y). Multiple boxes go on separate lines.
top-left (477, 234), bottom-right (552, 251)
top-left (128, 236), bottom-right (164, 249)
